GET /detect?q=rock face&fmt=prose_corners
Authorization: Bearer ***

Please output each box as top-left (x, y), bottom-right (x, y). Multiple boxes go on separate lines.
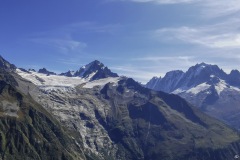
top-left (146, 63), bottom-right (240, 130)
top-left (60, 70), bottom-right (75, 77)
top-left (0, 56), bottom-right (16, 71)
top-left (228, 70), bottom-right (240, 86)
top-left (0, 69), bottom-right (87, 160)
top-left (147, 70), bottom-right (184, 92)
top-left (38, 68), bottom-right (56, 75)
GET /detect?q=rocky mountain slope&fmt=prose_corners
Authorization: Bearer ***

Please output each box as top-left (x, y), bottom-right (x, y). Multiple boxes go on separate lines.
top-left (12, 58), bottom-right (240, 159)
top-left (146, 63), bottom-right (240, 130)
top-left (0, 68), bottom-right (87, 160)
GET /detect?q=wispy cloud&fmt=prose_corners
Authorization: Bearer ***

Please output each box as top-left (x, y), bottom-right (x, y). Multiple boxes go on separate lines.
top-left (113, 0), bottom-right (196, 4)
top-left (119, 0), bottom-right (196, 4)
top-left (56, 58), bottom-right (85, 66)
top-left (133, 56), bottom-right (194, 62)
top-left (27, 21), bottom-right (124, 55)
top-left (31, 38), bottom-right (87, 54)
top-left (117, 0), bottom-right (240, 18)
top-left (112, 65), bottom-right (163, 83)
top-left (154, 18), bottom-right (240, 49)
top-left (200, 1), bottom-right (240, 18)
top-left (66, 22), bottom-right (124, 34)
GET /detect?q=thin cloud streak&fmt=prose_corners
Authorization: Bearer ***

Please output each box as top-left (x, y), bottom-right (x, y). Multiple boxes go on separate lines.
top-left (30, 38), bottom-right (87, 54)
top-left (112, 66), bottom-right (164, 83)
top-left (117, 0), bottom-right (240, 18)
top-left (26, 21), bottom-right (125, 55)
top-left (154, 18), bottom-right (240, 49)
top-left (122, 0), bottom-right (196, 4)
top-left (133, 56), bottom-right (194, 62)
top-left (200, 0), bottom-right (240, 18)
top-left (66, 22), bottom-right (124, 35)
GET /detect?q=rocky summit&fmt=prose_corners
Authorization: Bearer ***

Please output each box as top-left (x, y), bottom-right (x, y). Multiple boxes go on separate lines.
top-left (38, 68), bottom-right (57, 75)
top-left (60, 60), bottom-right (118, 81)
top-left (0, 56), bottom-right (16, 71)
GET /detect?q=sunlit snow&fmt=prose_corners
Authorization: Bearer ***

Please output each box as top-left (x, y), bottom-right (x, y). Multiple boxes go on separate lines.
top-left (16, 69), bottom-right (120, 90)
top-left (186, 83), bottom-right (211, 94)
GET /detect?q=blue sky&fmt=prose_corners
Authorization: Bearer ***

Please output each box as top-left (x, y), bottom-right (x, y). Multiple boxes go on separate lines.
top-left (1, 0), bottom-right (240, 83)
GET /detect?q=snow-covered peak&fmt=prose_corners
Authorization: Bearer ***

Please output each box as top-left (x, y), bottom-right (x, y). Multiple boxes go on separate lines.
top-left (146, 62), bottom-right (230, 93)
top-left (74, 60), bottom-right (118, 81)
top-left (52, 60), bottom-right (118, 81)
top-left (75, 60), bottom-right (104, 77)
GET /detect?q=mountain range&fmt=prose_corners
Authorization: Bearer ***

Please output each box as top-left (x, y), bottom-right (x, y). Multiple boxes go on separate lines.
top-left (146, 63), bottom-right (240, 130)
top-left (1, 56), bottom-right (240, 160)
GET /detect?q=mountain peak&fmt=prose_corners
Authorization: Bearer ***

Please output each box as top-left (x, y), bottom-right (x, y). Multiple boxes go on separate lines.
top-left (146, 70), bottom-right (184, 92)
top-left (227, 69), bottom-right (240, 86)
top-left (52, 60), bottom-right (118, 80)
top-left (187, 62), bottom-right (225, 78)
top-left (0, 55), bottom-right (16, 71)
top-left (74, 60), bottom-right (118, 80)
top-left (147, 63), bottom-right (228, 93)
top-left (193, 62), bottom-right (223, 72)
top-left (60, 70), bottom-right (75, 77)
top-left (230, 69), bottom-right (240, 75)
top-left (38, 68), bottom-right (56, 75)
top-left (83, 60), bottom-right (104, 70)
top-left (196, 62), bottom-right (208, 67)
top-left (90, 60), bottom-right (103, 66)
top-left (165, 70), bottom-right (184, 77)
top-left (191, 62), bottom-right (210, 72)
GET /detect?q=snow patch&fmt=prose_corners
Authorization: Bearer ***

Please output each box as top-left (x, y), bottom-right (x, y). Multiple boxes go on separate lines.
top-left (16, 68), bottom-right (86, 87)
top-left (83, 77), bottom-right (120, 88)
top-left (85, 71), bottom-right (97, 80)
top-left (186, 83), bottom-right (211, 94)
top-left (172, 88), bottom-right (185, 94)
top-left (215, 79), bottom-right (240, 95)
top-left (215, 80), bottom-right (227, 95)
top-left (210, 75), bottom-right (215, 78)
